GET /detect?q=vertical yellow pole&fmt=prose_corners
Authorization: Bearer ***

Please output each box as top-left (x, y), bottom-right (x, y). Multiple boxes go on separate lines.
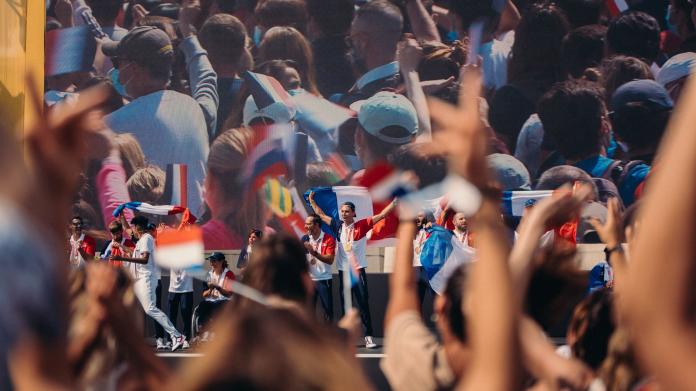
top-left (0, 0), bottom-right (45, 136)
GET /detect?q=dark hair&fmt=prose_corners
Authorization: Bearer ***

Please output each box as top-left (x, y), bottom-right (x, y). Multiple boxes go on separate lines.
top-left (130, 215), bottom-right (149, 231)
top-left (610, 102), bottom-right (671, 149)
top-left (606, 11), bottom-right (661, 64)
top-left (599, 55), bottom-right (653, 102)
top-left (257, 26), bottom-right (319, 94)
top-left (255, 0), bottom-right (308, 35)
top-left (449, 0), bottom-right (501, 36)
top-left (308, 214), bottom-right (321, 226)
top-left (306, 0), bottom-right (354, 36)
top-left (561, 25), bottom-right (607, 79)
top-left (86, 0), bottom-right (122, 25)
top-left (249, 228), bottom-right (263, 239)
top-left (359, 125), bottom-right (411, 159)
top-left (568, 288), bottom-right (616, 369)
top-left (554, 0), bottom-right (602, 27)
top-left (133, 17), bottom-right (176, 82)
top-left (537, 80), bottom-right (606, 160)
top-left (243, 234), bottom-right (310, 303)
top-left (341, 202), bottom-right (356, 212)
top-left (672, 0), bottom-right (696, 33)
top-left (199, 14), bottom-right (248, 70)
top-left (108, 220), bottom-right (123, 232)
top-left (443, 265), bottom-right (469, 342)
top-left (508, 3), bottom-right (570, 84)
top-left (417, 41), bottom-right (467, 81)
top-left (388, 143), bottom-right (448, 188)
top-left (536, 165), bottom-right (599, 200)
top-left (72, 215), bottom-right (84, 224)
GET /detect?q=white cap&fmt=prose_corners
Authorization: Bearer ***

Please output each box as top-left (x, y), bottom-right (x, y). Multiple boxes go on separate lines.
top-left (243, 95), bottom-right (297, 126)
top-left (350, 91), bottom-right (418, 144)
top-left (656, 52), bottom-right (696, 86)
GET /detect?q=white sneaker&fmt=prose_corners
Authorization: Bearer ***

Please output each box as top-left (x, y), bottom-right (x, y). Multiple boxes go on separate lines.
top-left (171, 335), bottom-right (186, 351)
top-left (182, 340), bottom-right (190, 349)
top-left (156, 338), bottom-right (166, 350)
top-left (365, 336), bottom-right (377, 349)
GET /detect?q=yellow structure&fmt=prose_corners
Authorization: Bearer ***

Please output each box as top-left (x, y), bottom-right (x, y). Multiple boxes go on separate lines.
top-left (0, 0), bottom-right (44, 135)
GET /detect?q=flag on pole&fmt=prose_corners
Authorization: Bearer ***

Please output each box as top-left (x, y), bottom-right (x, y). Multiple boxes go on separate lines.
top-left (45, 26), bottom-right (96, 76)
top-left (419, 225), bottom-right (476, 294)
top-left (325, 153), bottom-right (352, 184)
top-left (155, 226), bottom-right (204, 269)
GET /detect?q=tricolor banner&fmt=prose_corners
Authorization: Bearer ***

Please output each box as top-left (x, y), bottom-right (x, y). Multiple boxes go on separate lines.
top-left (45, 26), bottom-right (96, 76)
top-left (420, 225), bottom-right (476, 294)
top-left (606, 0), bottom-right (629, 17)
top-left (155, 226), bottom-right (204, 269)
top-left (242, 71), bottom-right (292, 109)
top-left (163, 164), bottom-right (188, 207)
top-left (112, 202), bottom-right (197, 229)
top-left (242, 123), bottom-right (296, 189)
top-left (501, 190), bottom-right (554, 217)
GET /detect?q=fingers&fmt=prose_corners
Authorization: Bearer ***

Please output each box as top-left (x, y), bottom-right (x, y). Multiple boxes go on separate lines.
top-left (588, 218), bottom-right (602, 232)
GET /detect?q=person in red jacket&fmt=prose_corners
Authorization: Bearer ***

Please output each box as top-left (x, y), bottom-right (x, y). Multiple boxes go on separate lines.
top-left (68, 216), bottom-right (96, 269)
top-left (100, 220), bottom-right (136, 268)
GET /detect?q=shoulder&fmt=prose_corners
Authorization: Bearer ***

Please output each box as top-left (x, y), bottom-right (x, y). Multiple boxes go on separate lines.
top-left (225, 270), bottom-right (236, 281)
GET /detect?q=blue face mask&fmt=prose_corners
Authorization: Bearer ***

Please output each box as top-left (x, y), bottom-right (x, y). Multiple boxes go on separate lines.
top-left (253, 26), bottom-right (264, 47)
top-left (108, 68), bottom-right (127, 97)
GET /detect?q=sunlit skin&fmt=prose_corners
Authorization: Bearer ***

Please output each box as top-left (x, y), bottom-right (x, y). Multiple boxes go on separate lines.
top-left (340, 205), bottom-right (356, 225)
top-left (304, 217), bottom-right (321, 239)
top-left (248, 232), bottom-right (260, 247)
top-left (453, 212), bottom-right (468, 233)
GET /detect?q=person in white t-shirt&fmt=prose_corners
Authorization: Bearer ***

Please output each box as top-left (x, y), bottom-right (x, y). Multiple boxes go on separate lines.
top-left (168, 268), bottom-right (194, 341)
top-left (302, 214), bottom-right (337, 322)
top-left (110, 216), bottom-right (187, 351)
top-left (197, 252), bottom-right (236, 339)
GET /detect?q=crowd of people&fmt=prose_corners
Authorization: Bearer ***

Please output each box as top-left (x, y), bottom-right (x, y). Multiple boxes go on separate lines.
top-left (3, 0), bottom-right (696, 389)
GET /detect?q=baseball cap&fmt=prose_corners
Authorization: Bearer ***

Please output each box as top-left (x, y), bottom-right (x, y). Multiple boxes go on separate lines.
top-left (243, 95), bottom-right (297, 126)
top-left (656, 52), bottom-right (696, 86)
top-left (350, 92), bottom-right (418, 144)
top-left (207, 252), bottom-right (226, 262)
top-left (487, 153), bottom-right (532, 190)
top-left (102, 26), bottom-right (174, 67)
top-left (610, 79), bottom-right (673, 113)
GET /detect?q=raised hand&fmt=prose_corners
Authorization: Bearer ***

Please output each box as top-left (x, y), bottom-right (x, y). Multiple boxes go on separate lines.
top-left (179, 0), bottom-right (202, 37)
top-left (589, 197), bottom-right (623, 248)
top-left (397, 38), bottom-right (423, 74)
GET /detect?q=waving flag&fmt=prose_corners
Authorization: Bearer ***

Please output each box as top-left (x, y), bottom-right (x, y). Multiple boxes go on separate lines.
top-left (163, 164), bottom-right (188, 207)
top-left (242, 124), bottom-right (296, 189)
top-left (242, 71), bottom-right (292, 109)
top-left (155, 226), bottom-right (204, 269)
top-left (606, 0), bottom-right (629, 17)
top-left (289, 89), bottom-right (355, 135)
top-left (112, 202), bottom-right (197, 229)
top-left (420, 226), bottom-right (476, 294)
top-left (45, 26), bottom-right (96, 76)
top-left (357, 162), bottom-right (417, 202)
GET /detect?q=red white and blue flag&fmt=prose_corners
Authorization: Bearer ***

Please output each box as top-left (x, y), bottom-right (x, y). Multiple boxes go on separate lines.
top-left (163, 164), bottom-right (188, 207)
top-left (242, 71), bottom-right (292, 109)
top-left (112, 202), bottom-right (197, 229)
top-left (242, 124), bottom-right (296, 190)
top-left (45, 26), bottom-right (96, 76)
top-left (606, 0), bottom-right (629, 17)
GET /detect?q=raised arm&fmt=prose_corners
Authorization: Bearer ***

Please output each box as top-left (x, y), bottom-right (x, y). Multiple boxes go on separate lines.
top-left (308, 192), bottom-right (333, 226)
top-left (404, 0), bottom-right (440, 43)
top-left (621, 76), bottom-right (696, 390)
top-left (398, 39), bottom-right (432, 140)
top-left (385, 217), bottom-right (419, 328)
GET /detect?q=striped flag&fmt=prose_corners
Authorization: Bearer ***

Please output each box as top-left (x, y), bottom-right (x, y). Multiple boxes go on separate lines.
top-left (357, 162), bottom-right (417, 202)
top-left (242, 124), bottom-right (295, 189)
top-left (325, 153), bottom-right (352, 184)
top-left (242, 71), bottom-right (291, 109)
top-left (112, 202), bottom-right (197, 229)
top-left (420, 225), bottom-right (476, 294)
top-left (45, 26), bottom-right (96, 76)
top-left (606, 0), bottom-right (629, 17)
top-left (289, 89), bottom-right (355, 135)
top-left (155, 226), bottom-right (204, 269)
top-left (163, 164), bottom-right (188, 207)
top-left (501, 190), bottom-right (554, 217)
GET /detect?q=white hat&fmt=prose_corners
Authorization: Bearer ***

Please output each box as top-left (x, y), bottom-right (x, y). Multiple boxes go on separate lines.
top-left (243, 95), bottom-right (297, 126)
top-left (350, 91), bottom-right (418, 144)
top-left (656, 52), bottom-right (696, 86)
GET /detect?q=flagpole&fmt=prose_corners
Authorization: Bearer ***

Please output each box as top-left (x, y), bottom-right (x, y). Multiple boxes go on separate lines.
top-left (343, 261), bottom-right (352, 316)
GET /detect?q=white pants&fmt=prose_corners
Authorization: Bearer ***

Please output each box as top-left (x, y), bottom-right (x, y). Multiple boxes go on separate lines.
top-left (133, 275), bottom-right (181, 339)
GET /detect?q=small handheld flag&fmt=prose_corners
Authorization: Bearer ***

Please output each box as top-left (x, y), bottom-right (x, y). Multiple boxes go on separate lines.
top-left (112, 202), bottom-right (197, 229)
top-left (45, 26), bottom-right (97, 76)
top-left (155, 227), bottom-right (204, 269)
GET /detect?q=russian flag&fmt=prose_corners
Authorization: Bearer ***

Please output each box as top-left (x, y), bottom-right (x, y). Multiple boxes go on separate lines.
top-left (163, 164), bottom-right (188, 207)
top-left (419, 225), bottom-right (476, 294)
top-left (242, 124), bottom-right (295, 189)
top-left (289, 90), bottom-right (354, 135)
top-left (154, 226), bottom-right (204, 269)
top-left (242, 71), bottom-right (292, 109)
top-left (606, 0), bottom-right (629, 17)
top-left (112, 202), bottom-right (197, 229)
top-left (45, 26), bottom-right (96, 76)
top-left (357, 162), bottom-right (417, 202)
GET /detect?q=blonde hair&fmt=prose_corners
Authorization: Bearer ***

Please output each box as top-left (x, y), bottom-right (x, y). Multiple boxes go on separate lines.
top-left (597, 328), bottom-right (644, 391)
top-left (207, 127), bottom-right (266, 238)
top-left (114, 133), bottom-right (146, 179)
top-left (258, 26), bottom-right (319, 95)
top-left (126, 164), bottom-right (165, 204)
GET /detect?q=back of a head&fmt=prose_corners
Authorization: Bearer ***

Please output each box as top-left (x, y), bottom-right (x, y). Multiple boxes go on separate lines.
top-left (131, 215), bottom-right (149, 231)
top-left (606, 11), bottom-right (660, 64)
top-left (306, 0), bottom-right (354, 36)
top-left (599, 55), bottom-right (653, 102)
top-left (561, 25), bottom-right (607, 79)
top-left (86, 0), bottom-right (122, 24)
top-left (255, 0), bottom-right (308, 35)
top-left (199, 14), bottom-right (248, 69)
top-left (353, 0), bottom-right (404, 47)
top-left (244, 234), bottom-right (310, 304)
top-left (257, 26), bottom-right (316, 92)
top-left (536, 165), bottom-right (599, 199)
top-left (487, 153), bottom-right (532, 191)
top-left (448, 0), bottom-right (501, 36)
top-left (508, 3), bottom-right (570, 83)
top-left (417, 41), bottom-right (467, 82)
top-left (568, 288), bottom-right (616, 370)
top-left (388, 143), bottom-right (447, 188)
top-left (176, 307), bottom-right (373, 391)
top-left (127, 165), bottom-right (165, 204)
top-left (537, 80), bottom-right (606, 160)
top-left (555, 0), bottom-right (602, 27)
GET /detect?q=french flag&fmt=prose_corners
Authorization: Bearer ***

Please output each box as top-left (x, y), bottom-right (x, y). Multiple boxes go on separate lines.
top-left (112, 202), bottom-right (197, 229)
top-left (154, 226), bottom-right (204, 269)
top-left (242, 124), bottom-right (295, 189)
top-left (289, 90), bottom-right (355, 135)
top-left (242, 71), bottom-right (292, 109)
top-left (606, 0), bottom-right (629, 17)
top-left (45, 26), bottom-right (96, 76)
top-left (419, 225), bottom-right (476, 294)
top-left (163, 164), bottom-right (188, 207)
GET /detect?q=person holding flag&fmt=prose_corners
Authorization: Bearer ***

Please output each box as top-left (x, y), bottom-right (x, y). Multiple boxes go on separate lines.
top-left (308, 191), bottom-right (397, 349)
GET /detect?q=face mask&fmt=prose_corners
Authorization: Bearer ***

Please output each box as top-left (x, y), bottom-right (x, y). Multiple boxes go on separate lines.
top-left (115, 62), bottom-right (136, 100)
top-left (253, 26), bottom-right (264, 47)
top-left (108, 68), bottom-right (127, 97)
